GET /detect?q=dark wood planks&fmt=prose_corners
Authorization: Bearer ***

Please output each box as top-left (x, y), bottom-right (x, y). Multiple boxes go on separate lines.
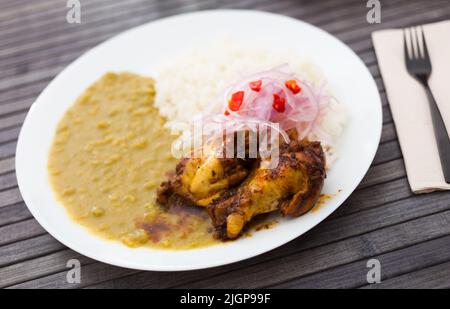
top-left (1, 0), bottom-right (450, 289)
top-left (0, 188), bottom-right (22, 209)
top-left (362, 260), bottom-right (450, 289)
top-left (0, 157), bottom-right (15, 175)
top-left (270, 235), bottom-right (450, 289)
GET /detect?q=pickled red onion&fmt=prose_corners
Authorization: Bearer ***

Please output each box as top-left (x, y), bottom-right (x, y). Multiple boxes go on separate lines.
top-left (197, 64), bottom-right (331, 145)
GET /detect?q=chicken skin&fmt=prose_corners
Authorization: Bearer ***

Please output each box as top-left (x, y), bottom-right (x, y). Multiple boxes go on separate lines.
top-left (207, 139), bottom-right (326, 239)
top-left (157, 131), bottom-right (326, 240)
top-left (157, 154), bottom-right (251, 207)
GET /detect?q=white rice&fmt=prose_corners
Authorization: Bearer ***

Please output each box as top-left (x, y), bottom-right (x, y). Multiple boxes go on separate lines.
top-left (154, 37), bottom-right (347, 166)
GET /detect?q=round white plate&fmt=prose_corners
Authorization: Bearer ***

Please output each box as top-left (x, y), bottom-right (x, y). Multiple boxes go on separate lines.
top-left (16, 10), bottom-right (382, 271)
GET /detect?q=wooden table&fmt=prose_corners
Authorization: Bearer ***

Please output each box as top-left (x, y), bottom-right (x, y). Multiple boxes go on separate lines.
top-left (1, 0), bottom-right (450, 289)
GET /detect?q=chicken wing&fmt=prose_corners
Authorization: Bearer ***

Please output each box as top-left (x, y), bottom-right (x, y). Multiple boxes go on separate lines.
top-left (207, 139), bottom-right (326, 239)
top-left (157, 154), bottom-right (251, 207)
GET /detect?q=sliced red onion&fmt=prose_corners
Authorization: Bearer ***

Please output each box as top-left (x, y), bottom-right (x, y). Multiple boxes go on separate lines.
top-left (197, 64), bottom-right (330, 148)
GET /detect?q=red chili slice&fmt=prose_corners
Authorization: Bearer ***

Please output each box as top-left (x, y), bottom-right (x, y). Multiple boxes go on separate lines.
top-left (224, 110), bottom-right (230, 116)
top-left (285, 80), bottom-right (301, 94)
top-left (272, 94), bottom-right (286, 112)
top-left (249, 80), bottom-right (262, 92)
top-left (228, 91), bottom-right (245, 111)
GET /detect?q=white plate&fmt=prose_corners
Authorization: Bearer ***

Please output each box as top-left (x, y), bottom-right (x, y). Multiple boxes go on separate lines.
top-left (16, 10), bottom-right (382, 271)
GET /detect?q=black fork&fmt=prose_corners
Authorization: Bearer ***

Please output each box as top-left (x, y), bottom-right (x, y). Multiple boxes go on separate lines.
top-left (404, 27), bottom-right (450, 183)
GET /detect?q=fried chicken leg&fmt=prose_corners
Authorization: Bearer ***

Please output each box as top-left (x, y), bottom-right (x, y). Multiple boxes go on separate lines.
top-left (207, 139), bottom-right (326, 239)
top-left (157, 154), bottom-right (251, 207)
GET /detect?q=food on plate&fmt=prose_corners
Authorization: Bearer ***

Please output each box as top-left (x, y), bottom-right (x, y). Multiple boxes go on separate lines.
top-left (207, 138), bottom-right (326, 239)
top-left (157, 156), bottom-right (252, 207)
top-left (48, 38), bottom-right (346, 249)
top-left (48, 73), bottom-right (217, 249)
top-left (154, 38), bottom-right (346, 166)
top-left (157, 64), bottom-right (329, 239)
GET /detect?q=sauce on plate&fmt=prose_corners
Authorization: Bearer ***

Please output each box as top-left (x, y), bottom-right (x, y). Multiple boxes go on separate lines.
top-left (48, 72), bottom-right (218, 249)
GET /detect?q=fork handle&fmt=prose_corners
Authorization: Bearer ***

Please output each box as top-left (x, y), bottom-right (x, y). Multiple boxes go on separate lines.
top-left (424, 82), bottom-right (450, 183)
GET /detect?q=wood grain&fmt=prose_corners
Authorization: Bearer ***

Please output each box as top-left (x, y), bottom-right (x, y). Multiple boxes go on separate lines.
top-left (363, 260), bottom-right (450, 289)
top-left (0, 157), bottom-right (15, 175)
top-left (270, 235), bottom-right (450, 288)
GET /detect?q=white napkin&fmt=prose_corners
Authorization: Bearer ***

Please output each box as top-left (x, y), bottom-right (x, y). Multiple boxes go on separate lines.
top-left (372, 20), bottom-right (450, 193)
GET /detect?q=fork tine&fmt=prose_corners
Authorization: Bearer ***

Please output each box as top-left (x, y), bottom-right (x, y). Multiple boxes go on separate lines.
top-left (421, 26), bottom-right (430, 60)
top-left (405, 28), bottom-right (415, 59)
top-left (411, 27), bottom-right (419, 59)
top-left (414, 26), bottom-right (423, 58)
top-left (403, 29), bottom-right (410, 61)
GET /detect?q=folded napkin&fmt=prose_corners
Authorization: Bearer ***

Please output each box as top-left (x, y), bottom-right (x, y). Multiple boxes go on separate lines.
top-left (372, 20), bottom-right (450, 193)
